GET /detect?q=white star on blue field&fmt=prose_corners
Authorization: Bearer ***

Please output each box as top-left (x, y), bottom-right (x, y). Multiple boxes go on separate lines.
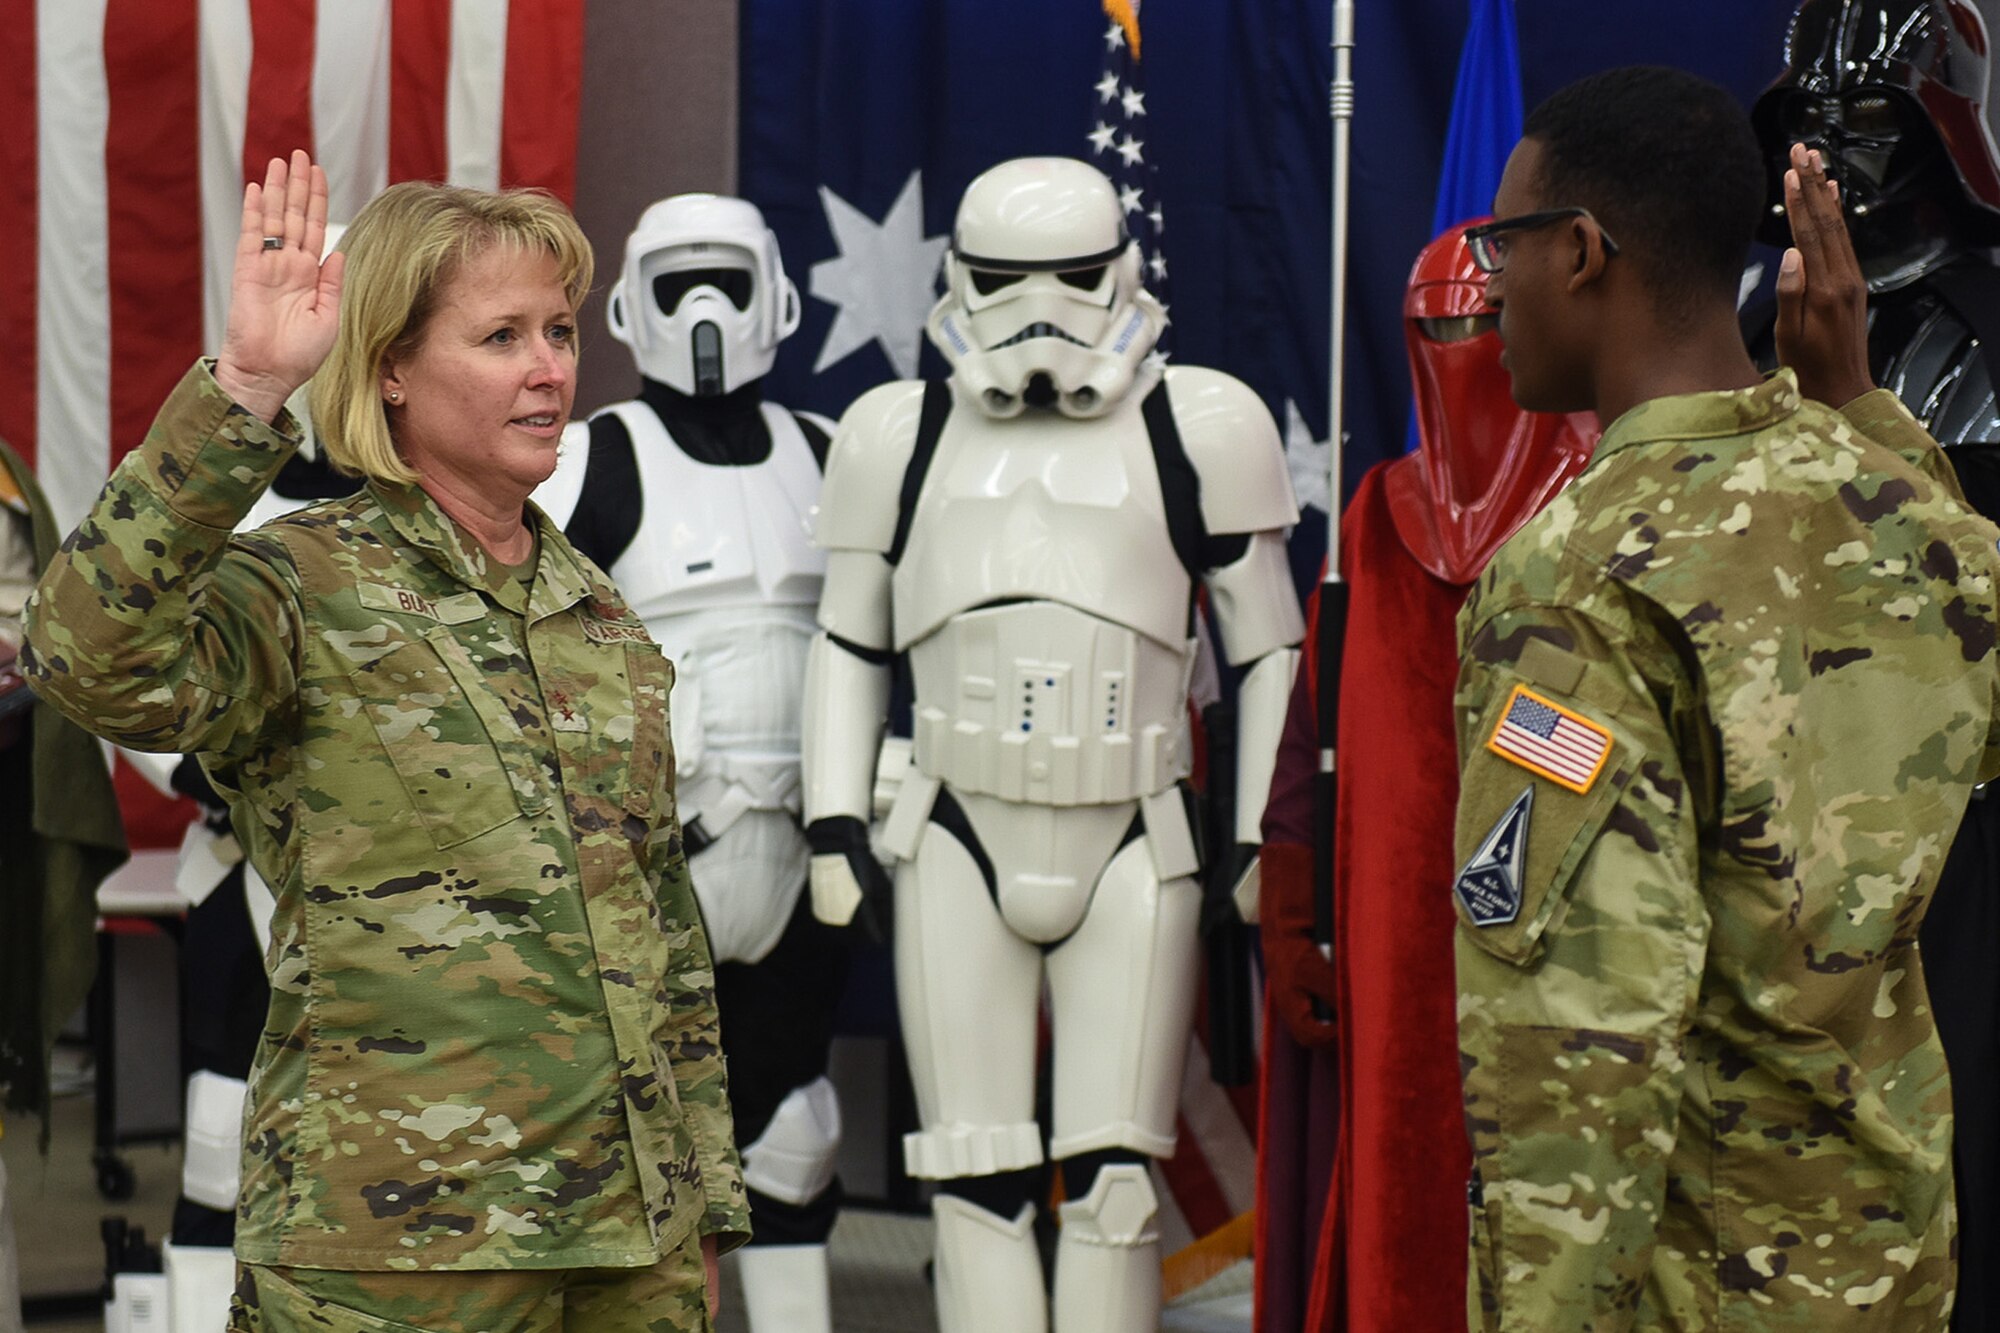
top-left (809, 170), bottom-right (949, 380)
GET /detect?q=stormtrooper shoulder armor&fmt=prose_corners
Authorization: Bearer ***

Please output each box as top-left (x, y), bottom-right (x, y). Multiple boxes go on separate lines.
top-left (1162, 366), bottom-right (1300, 537)
top-left (815, 380), bottom-right (934, 555)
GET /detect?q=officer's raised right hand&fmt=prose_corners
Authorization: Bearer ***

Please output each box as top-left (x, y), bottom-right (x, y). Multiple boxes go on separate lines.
top-left (806, 815), bottom-right (893, 942)
top-left (214, 149), bottom-right (345, 424)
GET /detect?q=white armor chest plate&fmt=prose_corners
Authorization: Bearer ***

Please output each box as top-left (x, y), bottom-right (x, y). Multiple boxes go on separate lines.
top-left (607, 401), bottom-right (827, 623)
top-left (892, 394), bottom-right (1190, 650)
top-left (603, 403), bottom-right (823, 809)
top-left (895, 398), bottom-right (1196, 805)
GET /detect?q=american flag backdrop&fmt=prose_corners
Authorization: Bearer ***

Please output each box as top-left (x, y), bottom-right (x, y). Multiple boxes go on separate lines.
top-left (1, 0), bottom-right (585, 538)
top-left (3, 0), bottom-right (586, 840)
top-left (1089, 0), bottom-right (1172, 358)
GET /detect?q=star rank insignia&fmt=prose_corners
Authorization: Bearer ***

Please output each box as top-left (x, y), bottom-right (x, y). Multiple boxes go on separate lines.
top-left (546, 686), bottom-right (589, 733)
top-left (1455, 786), bottom-right (1533, 927)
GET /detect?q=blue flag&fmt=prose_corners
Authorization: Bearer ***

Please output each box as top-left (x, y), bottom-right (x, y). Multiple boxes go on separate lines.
top-left (1431, 0), bottom-right (1525, 236)
top-left (1404, 0), bottom-right (1525, 455)
top-left (737, 2), bottom-right (1103, 420)
top-left (737, 0), bottom-right (1339, 591)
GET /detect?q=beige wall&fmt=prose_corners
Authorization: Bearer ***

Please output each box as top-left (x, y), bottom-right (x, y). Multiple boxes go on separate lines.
top-left (574, 0), bottom-right (739, 413)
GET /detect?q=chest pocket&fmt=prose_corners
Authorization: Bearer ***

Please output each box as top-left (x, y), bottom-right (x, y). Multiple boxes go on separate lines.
top-left (1451, 665), bottom-right (1643, 968)
top-left (349, 628), bottom-right (548, 850)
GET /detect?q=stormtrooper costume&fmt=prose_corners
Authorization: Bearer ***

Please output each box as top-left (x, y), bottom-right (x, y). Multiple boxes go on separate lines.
top-left (1746, 6), bottom-right (2000, 1324)
top-left (802, 158), bottom-right (1304, 1333)
top-left (531, 195), bottom-right (847, 1333)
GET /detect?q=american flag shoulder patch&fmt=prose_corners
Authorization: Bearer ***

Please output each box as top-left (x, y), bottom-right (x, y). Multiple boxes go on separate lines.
top-left (1485, 684), bottom-right (1613, 794)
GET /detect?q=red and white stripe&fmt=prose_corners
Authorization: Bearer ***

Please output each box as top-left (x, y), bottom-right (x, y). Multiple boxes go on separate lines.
top-left (6, 0), bottom-right (582, 842)
top-left (1154, 1027), bottom-right (1260, 1252)
top-left (6, 0), bottom-right (583, 536)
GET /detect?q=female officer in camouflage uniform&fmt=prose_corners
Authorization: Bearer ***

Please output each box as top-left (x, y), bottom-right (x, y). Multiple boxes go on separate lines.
top-left (22, 151), bottom-right (747, 1332)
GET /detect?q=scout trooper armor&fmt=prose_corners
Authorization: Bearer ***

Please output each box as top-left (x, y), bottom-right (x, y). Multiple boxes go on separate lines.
top-left (803, 157), bottom-right (1304, 1333)
top-left (534, 195), bottom-right (845, 1333)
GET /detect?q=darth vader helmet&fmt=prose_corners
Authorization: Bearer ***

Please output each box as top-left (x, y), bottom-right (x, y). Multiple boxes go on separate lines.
top-left (1752, 0), bottom-right (2000, 290)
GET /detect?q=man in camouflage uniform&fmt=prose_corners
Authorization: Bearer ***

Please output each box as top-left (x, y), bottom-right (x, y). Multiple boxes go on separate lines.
top-left (23, 157), bottom-right (746, 1330)
top-left (1453, 68), bottom-right (2000, 1329)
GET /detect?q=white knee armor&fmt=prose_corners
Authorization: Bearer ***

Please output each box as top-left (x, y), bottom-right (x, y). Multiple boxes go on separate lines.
top-left (1053, 1166), bottom-right (1162, 1332)
top-left (740, 1076), bottom-right (843, 1207)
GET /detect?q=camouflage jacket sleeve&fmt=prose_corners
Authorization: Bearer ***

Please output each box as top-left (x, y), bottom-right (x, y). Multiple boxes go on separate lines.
top-left (1836, 389), bottom-right (2000, 781)
top-left (1452, 590), bottom-right (1708, 1332)
top-left (1839, 389), bottom-right (1968, 504)
top-left (647, 774), bottom-right (753, 1249)
top-left (21, 361), bottom-right (303, 756)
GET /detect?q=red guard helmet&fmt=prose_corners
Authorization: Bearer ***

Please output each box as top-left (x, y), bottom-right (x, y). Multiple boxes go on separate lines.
top-left (1383, 219), bottom-right (1597, 585)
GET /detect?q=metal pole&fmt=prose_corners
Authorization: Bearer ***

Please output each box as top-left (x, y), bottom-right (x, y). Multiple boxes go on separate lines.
top-left (1312, 0), bottom-right (1357, 1021)
top-left (1327, 0), bottom-right (1355, 570)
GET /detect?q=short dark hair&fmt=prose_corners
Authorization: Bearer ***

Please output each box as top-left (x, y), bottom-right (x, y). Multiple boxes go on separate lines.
top-left (1523, 66), bottom-right (1764, 322)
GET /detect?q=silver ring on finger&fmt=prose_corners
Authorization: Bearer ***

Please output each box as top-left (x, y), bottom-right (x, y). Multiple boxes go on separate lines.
top-left (261, 236), bottom-right (284, 251)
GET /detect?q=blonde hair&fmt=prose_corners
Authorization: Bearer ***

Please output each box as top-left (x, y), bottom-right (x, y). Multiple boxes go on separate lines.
top-left (311, 181), bottom-right (594, 484)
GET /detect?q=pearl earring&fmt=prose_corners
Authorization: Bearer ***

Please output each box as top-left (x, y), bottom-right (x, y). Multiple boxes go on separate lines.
top-left (387, 391), bottom-right (402, 404)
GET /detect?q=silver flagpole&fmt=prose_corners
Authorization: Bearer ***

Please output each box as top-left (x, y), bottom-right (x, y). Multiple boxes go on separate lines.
top-left (1311, 0), bottom-right (1357, 1019)
top-left (1327, 0), bottom-right (1355, 571)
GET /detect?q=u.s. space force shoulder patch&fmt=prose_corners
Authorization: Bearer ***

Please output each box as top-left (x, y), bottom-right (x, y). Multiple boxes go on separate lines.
top-left (1485, 683), bottom-right (1612, 794)
top-left (1456, 786), bottom-right (1532, 927)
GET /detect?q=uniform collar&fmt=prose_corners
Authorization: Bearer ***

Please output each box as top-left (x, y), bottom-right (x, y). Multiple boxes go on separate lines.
top-left (367, 479), bottom-right (595, 620)
top-left (1594, 368), bottom-right (1803, 463)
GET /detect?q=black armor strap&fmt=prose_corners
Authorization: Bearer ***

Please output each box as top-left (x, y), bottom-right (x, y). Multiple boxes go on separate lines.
top-left (564, 413), bottom-right (644, 570)
top-left (794, 412), bottom-right (832, 469)
top-left (887, 380), bottom-right (953, 566)
top-left (1141, 380), bottom-right (1253, 575)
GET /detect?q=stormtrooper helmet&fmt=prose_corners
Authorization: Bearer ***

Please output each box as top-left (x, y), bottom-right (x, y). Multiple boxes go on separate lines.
top-left (927, 157), bottom-right (1166, 419)
top-left (608, 194), bottom-right (801, 396)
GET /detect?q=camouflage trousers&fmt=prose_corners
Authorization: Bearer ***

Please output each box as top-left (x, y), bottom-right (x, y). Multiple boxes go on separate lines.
top-left (227, 1232), bottom-right (712, 1333)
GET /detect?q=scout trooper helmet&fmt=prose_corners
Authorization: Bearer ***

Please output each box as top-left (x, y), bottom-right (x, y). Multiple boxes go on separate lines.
top-left (607, 194), bottom-right (801, 396)
top-left (927, 157), bottom-right (1166, 419)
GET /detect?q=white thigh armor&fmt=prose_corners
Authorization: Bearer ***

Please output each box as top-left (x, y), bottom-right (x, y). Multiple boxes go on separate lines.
top-left (894, 788), bottom-right (1201, 1175)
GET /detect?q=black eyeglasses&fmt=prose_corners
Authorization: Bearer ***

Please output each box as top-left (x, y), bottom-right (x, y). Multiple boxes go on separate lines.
top-left (1462, 209), bottom-right (1621, 274)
